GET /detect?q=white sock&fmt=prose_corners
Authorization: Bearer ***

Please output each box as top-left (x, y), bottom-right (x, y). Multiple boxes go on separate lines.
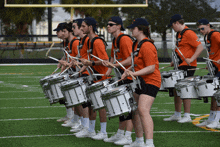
top-left (66, 108), bottom-right (73, 118)
top-left (146, 139), bottom-right (154, 145)
top-left (210, 111), bottom-right (217, 121)
top-left (174, 111), bottom-right (181, 117)
top-left (89, 120), bottom-right (96, 133)
top-left (73, 114), bottom-right (79, 122)
top-left (100, 122), bottom-right (107, 134)
top-left (184, 113), bottom-right (190, 117)
top-left (208, 110), bottom-right (214, 121)
top-left (135, 137), bottom-right (144, 142)
top-left (84, 118), bottom-right (90, 128)
top-left (125, 131), bottom-right (132, 137)
top-left (117, 129), bottom-right (124, 135)
top-left (214, 111), bottom-right (220, 122)
top-left (80, 117), bottom-right (83, 125)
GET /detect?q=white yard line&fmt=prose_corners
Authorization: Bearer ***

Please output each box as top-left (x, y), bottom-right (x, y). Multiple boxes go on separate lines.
top-left (0, 97), bottom-right (45, 100)
top-left (0, 117), bottom-right (61, 121)
top-left (0, 106), bottom-right (65, 109)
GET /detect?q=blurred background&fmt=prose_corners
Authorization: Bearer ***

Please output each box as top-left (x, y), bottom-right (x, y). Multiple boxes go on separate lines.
top-left (0, 0), bottom-right (220, 63)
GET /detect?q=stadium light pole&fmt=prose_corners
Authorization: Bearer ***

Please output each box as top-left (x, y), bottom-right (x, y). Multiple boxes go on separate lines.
top-left (48, 0), bottom-right (52, 41)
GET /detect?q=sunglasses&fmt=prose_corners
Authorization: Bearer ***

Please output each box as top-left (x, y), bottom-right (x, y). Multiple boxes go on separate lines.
top-left (198, 27), bottom-right (205, 31)
top-left (107, 23), bottom-right (117, 27)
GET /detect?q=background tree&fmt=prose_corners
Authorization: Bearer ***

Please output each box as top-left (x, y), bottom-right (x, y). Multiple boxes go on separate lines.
top-left (119, 0), bottom-right (219, 57)
top-left (60, 0), bottom-right (119, 27)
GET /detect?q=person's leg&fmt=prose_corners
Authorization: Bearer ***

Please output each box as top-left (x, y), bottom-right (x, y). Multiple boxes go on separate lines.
top-left (207, 98), bottom-right (220, 128)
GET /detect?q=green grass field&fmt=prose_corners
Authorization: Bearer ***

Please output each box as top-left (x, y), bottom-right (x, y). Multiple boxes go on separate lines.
top-left (0, 64), bottom-right (220, 147)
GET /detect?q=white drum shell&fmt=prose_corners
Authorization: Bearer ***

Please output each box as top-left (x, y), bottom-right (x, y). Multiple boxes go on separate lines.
top-left (162, 70), bottom-right (184, 88)
top-left (179, 83), bottom-right (198, 99)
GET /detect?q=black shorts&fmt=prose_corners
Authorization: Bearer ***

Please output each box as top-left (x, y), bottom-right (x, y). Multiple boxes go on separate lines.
top-left (178, 66), bottom-right (196, 78)
top-left (134, 76), bottom-right (159, 98)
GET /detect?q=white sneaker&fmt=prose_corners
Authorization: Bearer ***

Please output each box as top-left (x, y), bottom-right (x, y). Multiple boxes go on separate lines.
top-left (57, 116), bottom-right (69, 122)
top-left (70, 125), bottom-right (84, 133)
top-left (206, 121), bottom-right (219, 129)
top-left (91, 131), bottom-right (108, 140)
top-left (163, 115), bottom-right (181, 121)
top-left (75, 127), bottom-right (96, 138)
top-left (177, 116), bottom-right (192, 123)
top-left (70, 120), bottom-right (81, 129)
top-left (61, 121), bottom-right (75, 127)
top-left (195, 120), bottom-right (212, 127)
top-left (123, 140), bottom-right (145, 147)
top-left (103, 133), bottom-right (124, 143)
top-left (114, 135), bottom-right (132, 145)
top-left (145, 144), bottom-right (155, 147)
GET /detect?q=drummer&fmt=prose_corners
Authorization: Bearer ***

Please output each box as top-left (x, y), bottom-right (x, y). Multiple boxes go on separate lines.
top-left (53, 22), bottom-right (74, 123)
top-left (197, 18), bottom-right (220, 129)
top-left (76, 17), bottom-right (109, 139)
top-left (102, 16), bottom-right (134, 146)
top-left (121, 18), bottom-right (161, 147)
top-left (163, 14), bottom-right (203, 123)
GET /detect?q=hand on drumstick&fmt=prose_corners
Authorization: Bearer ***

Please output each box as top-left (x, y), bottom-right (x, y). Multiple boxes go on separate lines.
top-left (58, 60), bottom-right (69, 67)
top-left (121, 69), bottom-right (133, 80)
top-left (217, 59), bottom-right (220, 64)
top-left (105, 68), bottom-right (112, 77)
top-left (80, 58), bottom-right (92, 66)
top-left (185, 58), bottom-right (193, 65)
top-left (170, 62), bottom-right (174, 67)
top-left (102, 61), bottom-right (115, 68)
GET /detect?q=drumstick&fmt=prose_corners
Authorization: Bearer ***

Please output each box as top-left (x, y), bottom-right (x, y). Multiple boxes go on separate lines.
top-left (52, 67), bottom-right (60, 74)
top-left (93, 74), bottom-right (114, 77)
top-left (106, 79), bottom-right (123, 87)
top-left (45, 42), bottom-right (55, 56)
top-left (175, 45), bottom-right (191, 66)
top-left (48, 56), bottom-right (59, 62)
top-left (159, 65), bottom-right (171, 70)
top-left (187, 68), bottom-right (206, 71)
top-left (90, 54), bottom-right (115, 68)
top-left (59, 66), bottom-right (71, 75)
top-left (69, 72), bottom-right (80, 77)
top-left (116, 60), bottom-right (136, 80)
top-left (203, 57), bottom-right (218, 63)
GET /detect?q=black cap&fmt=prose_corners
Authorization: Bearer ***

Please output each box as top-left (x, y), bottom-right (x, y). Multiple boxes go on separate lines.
top-left (84, 17), bottom-right (98, 33)
top-left (53, 23), bottom-right (66, 31)
top-left (108, 16), bottom-right (125, 31)
top-left (168, 14), bottom-right (183, 27)
top-left (127, 18), bottom-right (149, 29)
top-left (197, 18), bottom-right (213, 27)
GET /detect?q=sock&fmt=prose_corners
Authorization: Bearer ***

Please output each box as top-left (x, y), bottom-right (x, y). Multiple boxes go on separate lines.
top-left (66, 108), bottom-right (73, 118)
top-left (135, 137), bottom-right (144, 142)
top-left (174, 111), bottom-right (181, 117)
top-left (80, 117), bottom-right (83, 125)
top-left (117, 129), bottom-right (124, 135)
top-left (100, 122), bottom-right (107, 134)
top-left (210, 111), bottom-right (216, 121)
top-left (125, 131), bottom-right (132, 137)
top-left (214, 111), bottom-right (220, 122)
top-left (73, 114), bottom-right (79, 122)
top-left (146, 139), bottom-right (154, 145)
top-left (184, 113), bottom-right (190, 117)
top-left (208, 110), bottom-right (214, 121)
top-left (89, 120), bottom-right (96, 133)
top-left (84, 118), bottom-right (89, 128)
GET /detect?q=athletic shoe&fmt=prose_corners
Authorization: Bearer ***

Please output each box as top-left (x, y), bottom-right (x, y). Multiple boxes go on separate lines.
top-left (70, 125), bottom-right (84, 133)
top-left (57, 116), bottom-right (69, 122)
top-left (103, 133), bottom-right (124, 143)
top-left (114, 135), bottom-right (132, 145)
top-left (163, 115), bottom-right (181, 121)
top-left (70, 120), bottom-right (81, 129)
top-left (61, 121), bottom-right (75, 127)
top-left (217, 123), bottom-right (220, 129)
top-left (123, 140), bottom-right (145, 147)
top-left (145, 144), bottom-right (155, 147)
top-left (91, 131), bottom-right (108, 140)
top-left (206, 121), bottom-right (219, 129)
top-left (195, 120), bottom-right (212, 127)
top-left (75, 127), bottom-right (96, 138)
top-left (177, 116), bottom-right (192, 123)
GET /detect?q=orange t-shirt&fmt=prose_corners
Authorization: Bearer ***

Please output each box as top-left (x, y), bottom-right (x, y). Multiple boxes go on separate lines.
top-left (207, 30), bottom-right (220, 71)
top-left (133, 37), bottom-right (161, 88)
top-left (80, 35), bottom-right (90, 75)
top-left (88, 35), bottom-right (109, 81)
top-left (175, 26), bottom-right (201, 67)
top-left (68, 37), bottom-right (79, 57)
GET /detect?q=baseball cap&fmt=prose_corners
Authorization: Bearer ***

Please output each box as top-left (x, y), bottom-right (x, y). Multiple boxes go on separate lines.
top-left (84, 17), bottom-right (98, 33)
top-left (73, 19), bottom-right (84, 26)
top-left (127, 18), bottom-right (149, 29)
top-left (168, 14), bottom-right (183, 27)
top-left (108, 16), bottom-right (125, 31)
top-left (197, 18), bottom-right (213, 27)
top-left (53, 22), bottom-right (66, 31)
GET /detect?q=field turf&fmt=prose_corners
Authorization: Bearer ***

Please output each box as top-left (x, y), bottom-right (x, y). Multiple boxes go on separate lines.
top-left (0, 64), bottom-right (220, 147)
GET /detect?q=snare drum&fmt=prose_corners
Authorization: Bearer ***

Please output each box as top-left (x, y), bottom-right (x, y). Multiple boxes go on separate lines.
top-left (42, 82), bottom-right (54, 104)
top-left (47, 74), bottom-right (69, 103)
top-left (101, 85), bottom-right (137, 118)
top-left (160, 71), bottom-right (168, 91)
top-left (195, 76), bottom-right (219, 97)
top-left (213, 89), bottom-right (220, 107)
top-left (60, 77), bottom-right (87, 107)
top-left (85, 79), bottom-right (115, 110)
top-left (162, 70), bottom-right (184, 88)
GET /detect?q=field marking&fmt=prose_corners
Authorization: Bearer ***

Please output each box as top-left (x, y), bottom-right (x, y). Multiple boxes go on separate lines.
top-left (0, 91), bottom-right (43, 93)
top-left (0, 117), bottom-right (61, 121)
top-left (192, 114), bottom-right (220, 133)
top-left (0, 97), bottom-right (45, 100)
top-left (0, 106), bottom-right (65, 109)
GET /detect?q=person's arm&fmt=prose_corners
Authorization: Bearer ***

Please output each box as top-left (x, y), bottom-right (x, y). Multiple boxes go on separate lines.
top-left (185, 44), bottom-right (204, 64)
top-left (114, 56), bottom-right (132, 68)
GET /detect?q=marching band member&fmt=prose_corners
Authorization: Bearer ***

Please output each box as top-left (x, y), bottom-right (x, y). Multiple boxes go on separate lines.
top-left (102, 16), bottom-right (134, 146)
top-left (53, 22), bottom-right (74, 123)
top-left (163, 14), bottom-right (203, 123)
top-left (74, 17), bottom-right (109, 139)
top-left (196, 18), bottom-right (220, 129)
top-left (122, 18), bottom-right (161, 147)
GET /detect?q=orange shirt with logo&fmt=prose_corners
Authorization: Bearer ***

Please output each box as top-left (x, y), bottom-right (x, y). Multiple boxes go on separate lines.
top-left (207, 30), bottom-right (220, 71)
top-left (80, 36), bottom-right (90, 75)
top-left (133, 37), bottom-right (161, 88)
top-left (175, 26), bottom-right (201, 67)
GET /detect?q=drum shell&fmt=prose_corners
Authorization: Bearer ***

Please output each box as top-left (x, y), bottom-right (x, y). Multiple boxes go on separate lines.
top-left (61, 78), bottom-right (87, 107)
top-left (179, 82), bottom-right (198, 99)
top-left (195, 77), bottom-right (219, 97)
top-left (43, 83), bottom-right (54, 104)
top-left (101, 85), bottom-right (137, 118)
